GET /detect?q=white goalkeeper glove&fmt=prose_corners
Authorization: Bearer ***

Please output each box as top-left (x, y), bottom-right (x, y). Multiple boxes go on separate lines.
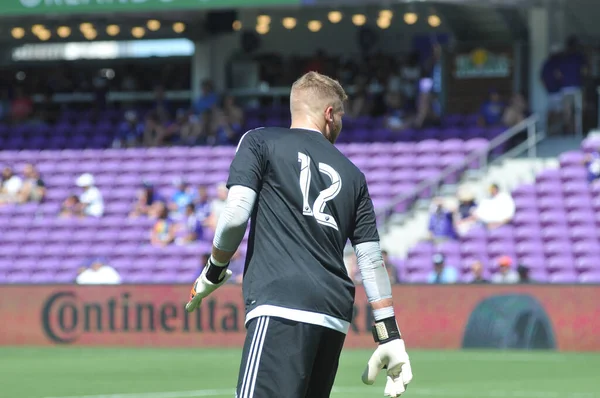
top-left (185, 258), bottom-right (232, 313)
top-left (362, 318), bottom-right (413, 397)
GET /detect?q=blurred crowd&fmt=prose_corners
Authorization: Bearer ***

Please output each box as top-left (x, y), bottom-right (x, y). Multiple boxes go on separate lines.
top-left (0, 164), bottom-right (46, 205)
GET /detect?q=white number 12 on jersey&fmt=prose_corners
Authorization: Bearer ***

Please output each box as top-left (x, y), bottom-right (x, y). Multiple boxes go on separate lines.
top-left (298, 152), bottom-right (342, 230)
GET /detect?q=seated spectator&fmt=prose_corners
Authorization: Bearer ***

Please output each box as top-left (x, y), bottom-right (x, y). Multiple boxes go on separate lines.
top-left (194, 185), bottom-right (212, 223)
top-left (502, 93), bottom-right (528, 127)
top-left (76, 258), bottom-right (121, 285)
top-left (169, 177), bottom-right (194, 217)
top-left (583, 152), bottom-right (600, 183)
top-left (470, 260), bottom-right (489, 284)
top-left (491, 255), bottom-right (519, 284)
top-left (17, 164), bottom-right (46, 203)
top-left (347, 79), bottom-right (370, 118)
top-left (59, 195), bottom-right (84, 218)
top-left (382, 250), bottom-right (398, 284)
top-left (478, 90), bottom-right (505, 127)
top-left (473, 184), bottom-right (515, 229)
top-left (130, 181), bottom-right (161, 218)
top-left (384, 92), bottom-right (412, 131)
top-left (427, 253), bottom-right (458, 284)
top-left (144, 86), bottom-right (172, 146)
top-left (427, 198), bottom-right (458, 241)
top-left (517, 264), bottom-right (531, 283)
top-left (150, 202), bottom-right (176, 247)
top-left (193, 79), bottom-right (219, 115)
top-left (76, 173), bottom-right (104, 217)
top-left (0, 167), bottom-right (23, 204)
top-left (175, 203), bottom-right (203, 245)
top-left (454, 187), bottom-right (477, 236)
top-left (205, 183), bottom-right (228, 232)
top-left (221, 95), bottom-right (244, 130)
top-left (114, 111), bottom-right (144, 148)
top-left (156, 108), bottom-right (189, 146)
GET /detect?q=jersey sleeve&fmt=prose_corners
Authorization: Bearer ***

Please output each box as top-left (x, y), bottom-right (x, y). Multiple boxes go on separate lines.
top-left (227, 130), bottom-right (266, 192)
top-left (350, 177), bottom-right (380, 245)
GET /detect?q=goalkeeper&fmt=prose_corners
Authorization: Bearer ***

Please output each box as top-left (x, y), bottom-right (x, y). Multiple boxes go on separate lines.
top-left (186, 71), bottom-right (412, 398)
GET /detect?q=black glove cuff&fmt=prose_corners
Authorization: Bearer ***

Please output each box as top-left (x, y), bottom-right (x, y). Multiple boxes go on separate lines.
top-left (204, 259), bottom-right (230, 284)
top-left (372, 316), bottom-right (402, 344)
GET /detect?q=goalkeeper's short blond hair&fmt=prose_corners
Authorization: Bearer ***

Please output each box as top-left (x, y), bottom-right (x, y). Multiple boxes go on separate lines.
top-left (290, 72), bottom-right (348, 116)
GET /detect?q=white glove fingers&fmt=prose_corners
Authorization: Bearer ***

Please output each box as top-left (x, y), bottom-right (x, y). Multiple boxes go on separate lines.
top-left (401, 361), bottom-right (413, 385)
top-left (362, 351), bottom-right (386, 385)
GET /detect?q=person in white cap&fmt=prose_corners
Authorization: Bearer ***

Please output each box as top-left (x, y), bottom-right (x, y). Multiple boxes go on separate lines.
top-left (76, 173), bottom-right (104, 217)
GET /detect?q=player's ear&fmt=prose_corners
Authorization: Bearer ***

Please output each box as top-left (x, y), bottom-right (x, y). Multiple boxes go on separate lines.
top-left (325, 106), bottom-right (334, 122)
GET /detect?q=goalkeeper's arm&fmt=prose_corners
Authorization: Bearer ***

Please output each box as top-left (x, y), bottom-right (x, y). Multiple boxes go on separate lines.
top-left (204, 185), bottom-right (257, 283)
top-left (354, 241), bottom-right (397, 336)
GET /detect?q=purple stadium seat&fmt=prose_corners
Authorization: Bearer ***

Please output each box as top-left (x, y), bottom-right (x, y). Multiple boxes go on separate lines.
top-left (558, 151), bottom-right (585, 168)
top-left (549, 271), bottom-right (578, 283)
top-left (579, 271), bottom-right (600, 283)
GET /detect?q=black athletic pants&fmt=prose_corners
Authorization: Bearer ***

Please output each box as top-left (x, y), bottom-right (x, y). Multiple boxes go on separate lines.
top-left (235, 316), bottom-right (346, 398)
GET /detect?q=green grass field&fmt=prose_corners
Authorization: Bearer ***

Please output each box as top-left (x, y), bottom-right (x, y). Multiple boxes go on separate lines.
top-left (1, 347), bottom-right (598, 398)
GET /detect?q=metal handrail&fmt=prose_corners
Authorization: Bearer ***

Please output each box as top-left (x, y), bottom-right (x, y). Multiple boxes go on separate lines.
top-left (375, 115), bottom-right (540, 224)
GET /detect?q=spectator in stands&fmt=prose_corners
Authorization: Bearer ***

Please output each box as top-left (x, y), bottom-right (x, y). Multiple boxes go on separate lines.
top-left (114, 111), bottom-right (144, 148)
top-left (559, 36), bottom-right (588, 135)
top-left (454, 186), bottom-right (477, 236)
top-left (304, 49), bottom-right (328, 74)
top-left (427, 253), bottom-right (458, 284)
top-left (382, 250), bottom-right (398, 284)
top-left (17, 164), bottom-right (46, 203)
top-left (175, 203), bottom-right (203, 245)
top-left (205, 183), bottom-right (228, 231)
top-left (169, 177), bottom-right (194, 217)
top-left (130, 181), bottom-right (161, 218)
top-left (150, 201), bottom-right (176, 247)
top-left (76, 258), bottom-right (121, 285)
top-left (193, 79), bottom-right (219, 116)
top-left (384, 92), bottom-right (411, 131)
top-left (491, 255), bottom-right (519, 284)
top-left (478, 89), bottom-right (506, 127)
top-left (427, 198), bottom-right (458, 242)
top-left (517, 264), bottom-right (531, 283)
top-left (76, 173), bottom-right (104, 218)
top-left (583, 152), bottom-right (600, 183)
top-left (144, 85), bottom-right (172, 146)
top-left (415, 44), bottom-right (442, 128)
top-left (473, 183), bottom-right (515, 229)
top-left (469, 260), bottom-right (489, 284)
top-left (155, 109), bottom-right (189, 146)
top-left (59, 195), bottom-right (84, 218)
top-left (10, 87), bottom-right (33, 123)
top-left (541, 44), bottom-right (564, 135)
top-left (194, 185), bottom-right (211, 223)
top-left (400, 52), bottom-right (421, 108)
top-left (347, 79), bottom-right (370, 118)
top-left (502, 93), bottom-right (528, 128)
top-left (221, 95), bottom-right (244, 132)
top-left (0, 167), bottom-right (23, 204)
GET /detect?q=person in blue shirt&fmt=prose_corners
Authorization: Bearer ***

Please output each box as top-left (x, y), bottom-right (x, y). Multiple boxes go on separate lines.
top-left (541, 45), bottom-right (564, 135)
top-left (169, 177), bottom-right (194, 217)
top-left (113, 110), bottom-right (144, 148)
top-left (479, 90), bottom-right (506, 127)
top-left (584, 152), bottom-right (600, 183)
top-left (428, 199), bottom-right (458, 242)
top-left (193, 80), bottom-right (219, 115)
top-left (427, 253), bottom-right (459, 284)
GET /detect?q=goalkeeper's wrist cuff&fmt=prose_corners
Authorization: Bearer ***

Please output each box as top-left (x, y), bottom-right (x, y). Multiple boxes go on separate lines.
top-left (372, 316), bottom-right (402, 344)
top-left (205, 258), bottom-right (230, 284)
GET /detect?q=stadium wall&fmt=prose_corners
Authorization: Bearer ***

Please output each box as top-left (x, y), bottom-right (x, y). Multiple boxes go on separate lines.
top-left (1, 285), bottom-right (598, 351)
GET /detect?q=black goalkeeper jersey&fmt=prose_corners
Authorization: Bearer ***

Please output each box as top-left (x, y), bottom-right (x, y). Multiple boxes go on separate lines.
top-left (227, 127), bottom-right (379, 332)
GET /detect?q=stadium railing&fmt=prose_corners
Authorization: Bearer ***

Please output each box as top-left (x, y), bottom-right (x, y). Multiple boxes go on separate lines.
top-left (375, 115), bottom-right (542, 227)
